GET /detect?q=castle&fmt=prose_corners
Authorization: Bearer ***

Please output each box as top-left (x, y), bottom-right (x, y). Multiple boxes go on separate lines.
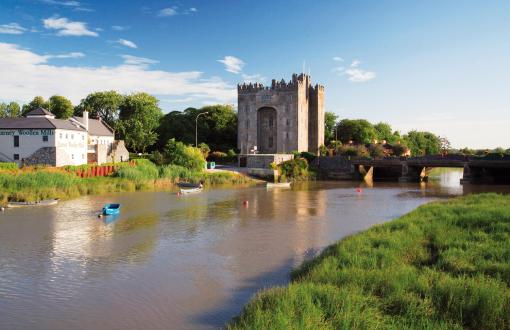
top-left (237, 73), bottom-right (324, 155)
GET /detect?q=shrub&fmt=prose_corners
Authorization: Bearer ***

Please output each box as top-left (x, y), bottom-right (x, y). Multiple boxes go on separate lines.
top-left (115, 159), bottom-right (159, 181)
top-left (164, 138), bottom-right (206, 171)
top-left (300, 151), bottom-right (317, 163)
top-left (459, 147), bottom-right (476, 155)
top-left (277, 158), bottom-right (309, 182)
top-left (150, 150), bottom-right (166, 166)
top-left (198, 142), bottom-right (210, 159)
top-left (369, 144), bottom-right (386, 158)
top-left (227, 149), bottom-right (237, 157)
top-left (319, 145), bottom-right (328, 156)
top-left (208, 151), bottom-right (227, 162)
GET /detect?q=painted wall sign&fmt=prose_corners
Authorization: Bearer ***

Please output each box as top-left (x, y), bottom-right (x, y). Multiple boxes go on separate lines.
top-left (0, 129), bottom-right (54, 136)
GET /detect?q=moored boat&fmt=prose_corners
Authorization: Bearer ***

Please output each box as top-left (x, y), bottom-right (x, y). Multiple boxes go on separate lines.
top-left (178, 182), bottom-right (203, 194)
top-left (7, 199), bottom-right (59, 208)
top-left (266, 182), bottom-right (292, 188)
top-left (102, 203), bottom-right (121, 215)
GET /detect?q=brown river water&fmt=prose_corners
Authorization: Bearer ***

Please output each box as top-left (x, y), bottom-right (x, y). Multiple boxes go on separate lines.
top-left (1, 170), bottom-right (509, 329)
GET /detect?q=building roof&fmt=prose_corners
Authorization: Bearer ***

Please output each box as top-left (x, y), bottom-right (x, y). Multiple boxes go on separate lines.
top-left (25, 107), bottom-right (54, 117)
top-left (0, 117), bottom-right (86, 131)
top-left (72, 116), bottom-right (114, 136)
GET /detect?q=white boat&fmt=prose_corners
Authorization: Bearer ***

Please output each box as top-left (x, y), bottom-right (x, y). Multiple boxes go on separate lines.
top-left (7, 198), bottom-right (59, 208)
top-left (180, 187), bottom-right (203, 194)
top-left (266, 182), bottom-right (292, 188)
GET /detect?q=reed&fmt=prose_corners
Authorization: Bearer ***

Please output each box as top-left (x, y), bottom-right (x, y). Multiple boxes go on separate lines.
top-left (228, 193), bottom-right (510, 329)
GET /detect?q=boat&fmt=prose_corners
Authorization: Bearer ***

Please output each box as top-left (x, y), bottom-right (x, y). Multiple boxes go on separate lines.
top-left (102, 203), bottom-right (121, 215)
top-left (178, 182), bottom-right (203, 194)
top-left (7, 198), bottom-right (59, 208)
top-left (266, 182), bottom-right (292, 188)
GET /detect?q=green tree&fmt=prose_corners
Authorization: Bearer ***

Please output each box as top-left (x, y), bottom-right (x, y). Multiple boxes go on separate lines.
top-left (48, 95), bottom-right (74, 119)
top-left (0, 103), bottom-right (7, 118)
top-left (403, 130), bottom-right (441, 156)
top-left (324, 111), bottom-right (338, 143)
top-left (22, 96), bottom-right (49, 115)
top-left (74, 91), bottom-right (124, 127)
top-left (336, 119), bottom-right (377, 144)
top-left (6, 102), bottom-right (21, 117)
top-left (117, 92), bottom-right (163, 153)
top-left (156, 104), bottom-right (237, 152)
top-left (373, 122), bottom-right (400, 143)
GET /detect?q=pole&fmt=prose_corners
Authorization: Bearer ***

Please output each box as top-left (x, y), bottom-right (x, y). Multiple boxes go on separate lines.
top-left (195, 112), bottom-right (208, 147)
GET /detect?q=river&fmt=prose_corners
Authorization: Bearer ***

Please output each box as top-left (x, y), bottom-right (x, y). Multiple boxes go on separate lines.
top-left (1, 170), bottom-right (509, 329)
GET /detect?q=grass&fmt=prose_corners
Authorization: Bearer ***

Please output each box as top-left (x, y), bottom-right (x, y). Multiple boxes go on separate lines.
top-left (0, 159), bottom-right (253, 206)
top-left (228, 193), bottom-right (510, 329)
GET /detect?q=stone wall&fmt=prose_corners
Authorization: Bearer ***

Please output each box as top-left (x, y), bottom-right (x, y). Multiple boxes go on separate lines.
top-left (241, 154), bottom-right (294, 169)
top-left (24, 147), bottom-right (57, 166)
top-left (110, 140), bottom-right (129, 163)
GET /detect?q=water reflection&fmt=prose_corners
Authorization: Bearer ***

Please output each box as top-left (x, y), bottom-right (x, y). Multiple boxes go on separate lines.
top-left (1, 174), bottom-right (509, 329)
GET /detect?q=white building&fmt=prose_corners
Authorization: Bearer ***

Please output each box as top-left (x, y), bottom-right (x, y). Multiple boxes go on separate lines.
top-left (0, 108), bottom-right (129, 167)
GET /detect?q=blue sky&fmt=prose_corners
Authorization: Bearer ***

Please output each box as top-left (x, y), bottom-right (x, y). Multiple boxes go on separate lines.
top-left (0, 0), bottom-right (509, 148)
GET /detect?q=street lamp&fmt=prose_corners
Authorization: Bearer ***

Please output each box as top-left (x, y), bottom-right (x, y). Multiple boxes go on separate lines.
top-left (195, 112), bottom-right (209, 147)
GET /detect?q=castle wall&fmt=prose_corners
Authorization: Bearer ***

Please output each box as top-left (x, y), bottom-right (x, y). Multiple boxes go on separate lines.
top-left (238, 74), bottom-right (324, 155)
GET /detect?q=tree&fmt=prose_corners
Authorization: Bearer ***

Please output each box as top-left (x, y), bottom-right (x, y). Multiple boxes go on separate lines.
top-left (22, 96), bottom-right (49, 115)
top-left (156, 104), bottom-right (237, 152)
top-left (336, 119), bottom-right (377, 144)
top-left (324, 111), bottom-right (338, 143)
top-left (373, 122), bottom-right (400, 143)
top-left (439, 136), bottom-right (451, 155)
top-left (403, 130), bottom-right (441, 156)
top-left (6, 102), bottom-right (21, 117)
top-left (117, 92), bottom-right (163, 153)
top-left (164, 138), bottom-right (206, 170)
top-left (74, 91), bottom-right (124, 127)
top-left (48, 95), bottom-right (74, 119)
top-left (0, 103), bottom-right (7, 118)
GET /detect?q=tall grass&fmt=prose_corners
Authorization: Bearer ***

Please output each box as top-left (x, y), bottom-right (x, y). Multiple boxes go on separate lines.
top-left (0, 159), bottom-right (252, 205)
top-left (228, 193), bottom-right (510, 329)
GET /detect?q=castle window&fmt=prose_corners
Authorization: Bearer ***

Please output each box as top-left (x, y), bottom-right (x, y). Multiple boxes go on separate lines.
top-left (268, 117), bottom-right (273, 127)
top-left (286, 132), bottom-right (289, 139)
top-left (286, 119), bottom-right (290, 126)
top-left (246, 119), bottom-right (249, 128)
top-left (268, 136), bottom-right (273, 148)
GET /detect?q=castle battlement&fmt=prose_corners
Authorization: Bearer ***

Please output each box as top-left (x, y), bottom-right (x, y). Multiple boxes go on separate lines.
top-left (237, 73), bottom-right (323, 93)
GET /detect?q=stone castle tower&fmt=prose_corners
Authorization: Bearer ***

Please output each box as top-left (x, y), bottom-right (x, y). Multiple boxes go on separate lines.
top-left (237, 73), bottom-right (324, 154)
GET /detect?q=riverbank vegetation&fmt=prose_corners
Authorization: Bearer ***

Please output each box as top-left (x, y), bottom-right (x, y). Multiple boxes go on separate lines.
top-left (228, 193), bottom-right (510, 329)
top-left (0, 159), bottom-right (252, 206)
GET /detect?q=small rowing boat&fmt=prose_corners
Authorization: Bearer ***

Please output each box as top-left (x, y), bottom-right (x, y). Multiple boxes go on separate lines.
top-left (266, 182), bottom-right (292, 188)
top-left (7, 199), bottom-right (59, 208)
top-left (102, 203), bottom-right (121, 215)
top-left (178, 182), bottom-right (203, 194)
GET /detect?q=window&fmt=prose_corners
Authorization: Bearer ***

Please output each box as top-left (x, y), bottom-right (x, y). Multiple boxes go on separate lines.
top-left (71, 154), bottom-right (74, 159)
top-left (13, 154), bottom-right (19, 160)
top-left (65, 134), bottom-right (68, 139)
top-left (286, 132), bottom-right (289, 139)
top-left (286, 119), bottom-right (290, 126)
top-left (268, 136), bottom-right (273, 148)
top-left (13, 136), bottom-right (19, 147)
top-left (245, 120), bottom-right (249, 129)
top-left (59, 133), bottom-right (62, 139)
top-left (42, 135), bottom-right (48, 142)
top-left (71, 134), bottom-right (74, 140)
top-left (82, 135), bottom-right (85, 140)
top-left (82, 154), bottom-right (85, 159)
top-left (269, 117), bottom-right (273, 127)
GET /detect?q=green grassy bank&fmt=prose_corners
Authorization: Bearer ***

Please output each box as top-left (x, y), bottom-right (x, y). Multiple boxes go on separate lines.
top-left (0, 160), bottom-right (253, 206)
top-left (229, 193), bottom-right (510, 329)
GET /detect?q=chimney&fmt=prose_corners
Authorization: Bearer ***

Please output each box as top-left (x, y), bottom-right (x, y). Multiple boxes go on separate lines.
top-left (83, 111), bottom-right (89, 131)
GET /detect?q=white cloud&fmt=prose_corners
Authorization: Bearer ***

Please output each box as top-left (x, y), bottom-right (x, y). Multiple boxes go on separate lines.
top-left (39, 0), bottom-right (81, 7)
top-left (345, 68), bottom-right (376, 82)
top-left (112, 25), bottom-right (129, 31)
top-left (117, 39), bottom-right (137, 49)
top-left (43, 17), bottom-right (98, 37)
top-left (45, 52), bottom-right (85, 59)
top-left (121, 55), bottom-right (158, 67)
top-left (158, 7), bottom-right (178, 17)
top-left (218, 56), bottom-right (245, 74)
top-left (333, 56), bottom-right (343, 62)
top-left (189, 7), bottom-right (197, 12)
top-left (0, 23), bottom-right (27, 34)
top-left (0, 43), bottom-right (236, 105)
top-left (350, 59), bottom-right (361, 67)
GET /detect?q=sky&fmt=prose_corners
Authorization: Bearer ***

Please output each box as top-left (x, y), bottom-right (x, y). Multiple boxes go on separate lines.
top-left (0, 0), bottom-right (509, 149)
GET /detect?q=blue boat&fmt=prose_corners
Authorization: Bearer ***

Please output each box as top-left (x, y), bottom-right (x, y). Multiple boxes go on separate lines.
top-left (102, 203), bottom-right (121, 215)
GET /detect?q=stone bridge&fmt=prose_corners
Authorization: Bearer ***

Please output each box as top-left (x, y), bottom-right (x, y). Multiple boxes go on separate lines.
top-left (314, 155), bottom-right (510, 184)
